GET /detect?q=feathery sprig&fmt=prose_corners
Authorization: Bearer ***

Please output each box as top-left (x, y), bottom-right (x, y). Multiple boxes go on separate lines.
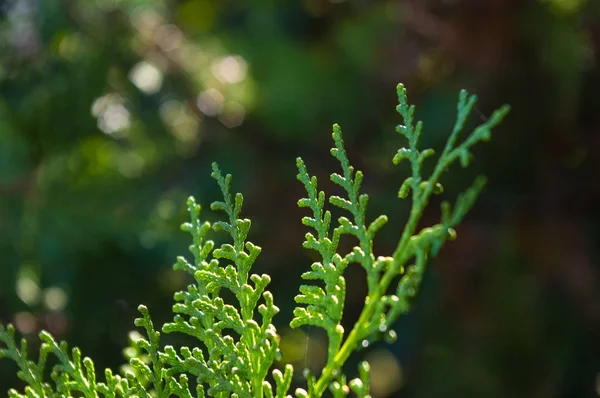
top-left (292, 84), bottom-right (509, 396)
top-left (161, 162), bottom-right (286, 397)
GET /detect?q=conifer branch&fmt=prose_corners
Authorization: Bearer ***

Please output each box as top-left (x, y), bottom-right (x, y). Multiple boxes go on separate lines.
top-left (293, 84), bottom-right (509, 396)
top-left (0, 83), bottom-right (508, 398)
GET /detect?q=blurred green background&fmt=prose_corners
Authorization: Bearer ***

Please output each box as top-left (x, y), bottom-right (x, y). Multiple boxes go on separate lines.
top-left (1, 0), bottom-right (600, 396)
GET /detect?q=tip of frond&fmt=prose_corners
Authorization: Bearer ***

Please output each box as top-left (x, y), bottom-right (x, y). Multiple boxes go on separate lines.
top-left (210, 162), bottom-right (221, 178)
top-left (332, 123), bottom-right (342, 140)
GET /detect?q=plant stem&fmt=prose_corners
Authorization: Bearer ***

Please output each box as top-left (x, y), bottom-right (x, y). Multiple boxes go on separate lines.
top-left (310, 266), bottom-right (396, 396)
top-left (311, 194), bottom-right (427, 396)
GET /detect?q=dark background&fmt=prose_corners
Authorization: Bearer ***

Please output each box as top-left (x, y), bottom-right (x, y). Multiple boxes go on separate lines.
top-left (1, 0), bottom-right (600, 396)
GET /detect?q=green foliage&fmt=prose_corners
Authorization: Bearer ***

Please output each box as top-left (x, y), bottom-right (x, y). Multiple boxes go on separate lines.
top-left (0, 84), bottom-right (508, 397)
top-left (289, 84), bottom-right (509, 396)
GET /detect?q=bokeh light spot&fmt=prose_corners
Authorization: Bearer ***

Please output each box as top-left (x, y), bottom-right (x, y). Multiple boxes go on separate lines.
top-left (129, 61), bottom-right (164, 94)
top-left (160, 100), bottom-right (200, 144)
top-left (14, 312), bottom-right (36, 334)
top-left (218, 102), bottom-right (245, 128)
top-left (43, 287), bottom-right (68, 311)
top-left (157, 199), bottom-right (177, 220)
top-left (197, 88), bottom-right (224, 116)
top-left (16, 277), bottom-right (40, 306)
top-left (364, 349), bottom-right (403, 396)
top-left (155, 24), bottom-right (183, 52)
top-left (211, 55), bottom-right (248, 84)
top-left (92, 94), bottom-right (131, 137)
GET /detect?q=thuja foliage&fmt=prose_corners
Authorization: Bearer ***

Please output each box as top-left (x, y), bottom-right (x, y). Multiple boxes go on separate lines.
top-left (0, 84), bottom-right (509, 397)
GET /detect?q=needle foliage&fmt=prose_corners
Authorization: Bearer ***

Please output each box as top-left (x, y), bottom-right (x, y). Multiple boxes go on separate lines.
top-left (0, 84), bottom-right (509, 397)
